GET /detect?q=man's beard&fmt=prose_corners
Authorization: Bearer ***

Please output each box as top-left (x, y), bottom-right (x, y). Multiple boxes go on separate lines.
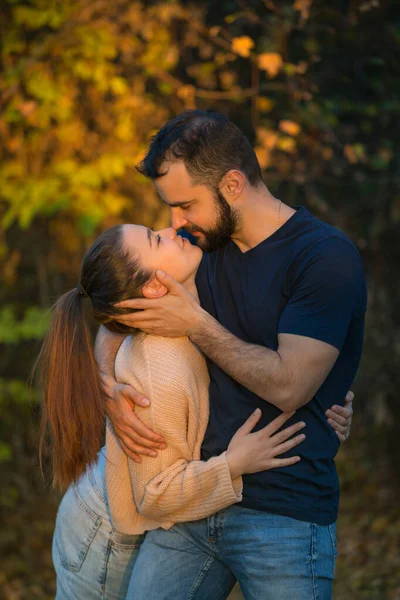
top-left (183, 189), bottom-right (241, 252)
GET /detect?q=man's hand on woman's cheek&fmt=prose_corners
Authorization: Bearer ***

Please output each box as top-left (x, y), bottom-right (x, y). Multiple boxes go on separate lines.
top-left (113, 270), bottom-right (206, 337)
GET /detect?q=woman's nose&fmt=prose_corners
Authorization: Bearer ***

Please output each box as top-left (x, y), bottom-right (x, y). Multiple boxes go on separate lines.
top-left (155, 227), bottom-right (177, 240)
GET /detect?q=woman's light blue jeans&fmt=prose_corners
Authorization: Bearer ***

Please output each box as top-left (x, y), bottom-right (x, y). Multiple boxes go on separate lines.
top-left (127, 506), bottom-right (337, 600)
top-left (52, 450), bottom-right (145, 599)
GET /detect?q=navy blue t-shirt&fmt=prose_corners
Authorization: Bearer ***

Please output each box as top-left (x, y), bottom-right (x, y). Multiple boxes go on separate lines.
top-left (194, 206), bottom-right (367, 525)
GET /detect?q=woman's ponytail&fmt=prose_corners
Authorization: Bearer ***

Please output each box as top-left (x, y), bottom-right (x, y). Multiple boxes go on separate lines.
top-left (36, 288), bottom-right (105, 490)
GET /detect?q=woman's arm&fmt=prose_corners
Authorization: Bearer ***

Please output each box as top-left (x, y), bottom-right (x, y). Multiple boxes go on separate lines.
top-left (127, 386), bottom-right (243, 523)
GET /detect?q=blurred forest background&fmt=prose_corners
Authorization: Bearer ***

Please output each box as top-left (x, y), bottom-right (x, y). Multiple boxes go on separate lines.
top-left (0, 0), bottom-right (399, 598)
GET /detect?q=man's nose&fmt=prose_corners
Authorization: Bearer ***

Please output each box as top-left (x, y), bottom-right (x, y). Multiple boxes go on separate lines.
top-left (171, 210), bottom-right (188, 231)
top-left (155, 227), bottom-right (177, 240)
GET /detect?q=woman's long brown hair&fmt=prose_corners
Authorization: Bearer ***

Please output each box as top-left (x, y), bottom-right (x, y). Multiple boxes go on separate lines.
top-left (37, 289), bottom-right (105, 490)
top-left (36, 225), bottom-right (151, 490)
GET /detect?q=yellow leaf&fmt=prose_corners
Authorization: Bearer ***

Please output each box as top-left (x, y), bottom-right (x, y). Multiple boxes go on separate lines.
top-left (232, 36), bottom-right (254, 58)
top-left (258, 53), bottom-right (283, 78)
top-left (254, 146), bottom-right (272, 169)
top-left (18, 101), bottom-right (37, 117)
top-left (294, 0), bottom-right (313, 21)
top-left (322, 147), bottom-right (333, 160)
top-left (256, 97), bottom-right (275, 112)
top-left (256, 127), bottom-right (278, 149)
top-left (277, 136), bottom-right (297, 153)
top-left (220, 71), bottom-right (236, 89)
top-left (177, 85), bottom-right (196, 100)
top-left (279, 120), bottom-right (301, 136)
top-left (110, 77), bottom-right (129, 96)
top-left (344, 144), bottom-right (365, 164)
top-left (209, 26), bottom-right (221, 37)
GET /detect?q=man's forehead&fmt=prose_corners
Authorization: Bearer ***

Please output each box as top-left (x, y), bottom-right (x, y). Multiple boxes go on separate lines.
top-left (154, 166), bottom-right (198, 204)
top-left (157, 160), bottom-right (192, 183)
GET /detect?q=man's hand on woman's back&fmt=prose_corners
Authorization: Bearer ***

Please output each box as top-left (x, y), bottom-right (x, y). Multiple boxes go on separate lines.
top-left (104, 378), bottom-right (166, 463)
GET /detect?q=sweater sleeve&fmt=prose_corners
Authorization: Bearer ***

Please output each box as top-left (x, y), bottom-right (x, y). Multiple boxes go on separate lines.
top-left (131, 450), bottom-right (242, 523)
top-left (128, 340), bottom-right (242, 523)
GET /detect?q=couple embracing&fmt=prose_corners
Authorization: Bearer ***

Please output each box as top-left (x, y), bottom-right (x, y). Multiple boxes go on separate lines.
top-left (38, 110), bottom-right (366, 599)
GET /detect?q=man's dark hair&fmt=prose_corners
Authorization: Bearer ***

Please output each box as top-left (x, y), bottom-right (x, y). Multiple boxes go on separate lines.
top-left (136, 110), bottom-right (263, 190)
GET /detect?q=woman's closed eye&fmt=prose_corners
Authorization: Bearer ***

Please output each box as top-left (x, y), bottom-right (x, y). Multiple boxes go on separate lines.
top-left (156, 234), bottom-right (161, 247)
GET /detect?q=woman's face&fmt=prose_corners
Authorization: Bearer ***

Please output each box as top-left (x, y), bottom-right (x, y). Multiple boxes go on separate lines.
top-left (122, 224), bottom-right (202, 285)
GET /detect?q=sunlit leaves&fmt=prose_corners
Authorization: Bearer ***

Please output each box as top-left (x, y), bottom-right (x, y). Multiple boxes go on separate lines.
top-left (256, 127), bottom-right (278, 150)
top-left (258, 53), bottom-right (283, 78)
top-left (279, 120), bottom-right (301, 136)
top-left (344, 144), bottom-right (366, 164)
top-left (256, 97), bottom-right (275, 113)
top-left (232, 36), bottom-right (254, 58)
top-left (13, 1), bottom-right (70, 30)
top-left (293, 0), bottom-right (313, 23)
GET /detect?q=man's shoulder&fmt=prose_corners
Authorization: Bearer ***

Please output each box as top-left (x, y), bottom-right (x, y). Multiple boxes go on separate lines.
top-left (292, 210), bottom-right (361, 262)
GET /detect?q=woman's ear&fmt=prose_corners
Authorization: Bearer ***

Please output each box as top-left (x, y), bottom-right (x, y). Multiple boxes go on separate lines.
top-left (142, 278), bottom-right (168, 299)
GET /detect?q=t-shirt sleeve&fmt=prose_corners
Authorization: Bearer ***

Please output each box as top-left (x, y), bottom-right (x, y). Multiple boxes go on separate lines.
top-left (278, 236), bottom-right (367, 351)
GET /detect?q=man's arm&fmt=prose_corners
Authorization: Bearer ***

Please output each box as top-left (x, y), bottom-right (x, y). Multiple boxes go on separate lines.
top-left (189, 314), bottom-right (338, 412)
top-left (112, 272), bottom-right (341, 413)
top-left (189, 239), bottom-right (364, 411)
top-left (95, 325), bottom-right (166, 462)
top-left (94, 325), bottom-right (127, 397)
top-left (114, 238), bottom-right (365, 419)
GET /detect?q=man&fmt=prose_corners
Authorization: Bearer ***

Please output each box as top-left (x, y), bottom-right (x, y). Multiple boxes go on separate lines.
top-left (96, 110), bottom-right (364, 599)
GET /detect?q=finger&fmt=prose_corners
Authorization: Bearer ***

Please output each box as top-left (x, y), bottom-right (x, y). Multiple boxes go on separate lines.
top-left (118, 428), bottom-right (167, 449)
top-left (270, 421), bottom-right (306, 445)
top-left (263, 411), bottom-right (296, 436)
top-left (345, 390), bottom-right (354, 404)
top-left (269, 456), bottom-right (301, 468)
top-left (336, 431), bottom-right (346, 443)
top-left (119, 438), bottom-right (142, 463)
top-left (114, 299), bottom-right (157, 309)
top-left (114, 314), bottom-right (156, 326)
top-left (272, 433), bottom-right (306, 456)
top-left (120, 385), bottom-right (151, 408)
top-left (119, 436), bottom-right (161, 458)
top-left (236, 408), bottom-right (262, 435)
top-left (325, 410), bottom-right (347, 427)
top-left (327, 419), bottom-right (347, 434)
top-left (121, 414), bottom-right (166, 444)
top-left (156, 270), bottom-right (181, 294)
top-left (327, 405), bottom-right (353, 419)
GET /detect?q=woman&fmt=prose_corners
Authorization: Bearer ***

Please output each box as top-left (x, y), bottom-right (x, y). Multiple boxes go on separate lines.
top-left (37, 223), bottom-right (339, 599)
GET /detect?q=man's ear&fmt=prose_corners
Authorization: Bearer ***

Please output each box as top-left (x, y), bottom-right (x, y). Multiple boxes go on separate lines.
top-left (220, 169), bottom-right (245, 198)
top-left (142, 278), bottom-right (168, 299)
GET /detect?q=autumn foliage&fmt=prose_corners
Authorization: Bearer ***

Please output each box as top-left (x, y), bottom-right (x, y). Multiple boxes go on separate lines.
top-left (0, 1), bottom-right (399, 597)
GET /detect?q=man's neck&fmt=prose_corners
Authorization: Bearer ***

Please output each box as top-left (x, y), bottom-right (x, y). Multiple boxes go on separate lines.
top-left (231, 186), bottom-right (296, 253)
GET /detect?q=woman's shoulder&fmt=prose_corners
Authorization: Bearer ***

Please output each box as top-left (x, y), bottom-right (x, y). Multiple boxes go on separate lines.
top-left (117, 333), bottom-right (209, 387)
top-left (143, 334), bottom-right (207, 376)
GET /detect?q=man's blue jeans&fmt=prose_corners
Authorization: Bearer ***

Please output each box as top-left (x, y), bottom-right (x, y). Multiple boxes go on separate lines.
top-left (128, 505), bottom-right (337, 600)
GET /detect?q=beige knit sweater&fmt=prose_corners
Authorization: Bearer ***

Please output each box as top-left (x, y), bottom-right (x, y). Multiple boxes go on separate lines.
top-left (105, 332), bottom-right (243, 535)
